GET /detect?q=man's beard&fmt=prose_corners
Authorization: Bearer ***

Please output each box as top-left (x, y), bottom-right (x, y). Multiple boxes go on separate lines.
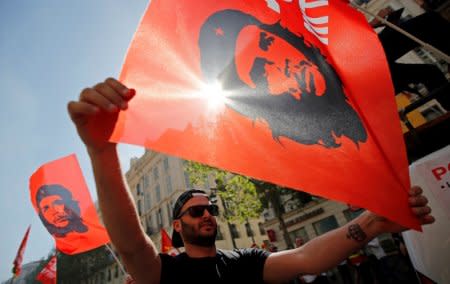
top-left (222, 57), bottom-right (367, 148)
top-left (53, 213), bottom-right (69, 227)
top-left (180, 219), bottom-right (217, 247)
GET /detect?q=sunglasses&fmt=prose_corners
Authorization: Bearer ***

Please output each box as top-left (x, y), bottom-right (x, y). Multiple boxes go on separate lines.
top-left (177, 204), bottom-right (219, 219)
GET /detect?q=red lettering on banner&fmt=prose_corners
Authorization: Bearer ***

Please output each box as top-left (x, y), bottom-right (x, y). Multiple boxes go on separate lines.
top-left (432, 164), bottom-right (450, 181)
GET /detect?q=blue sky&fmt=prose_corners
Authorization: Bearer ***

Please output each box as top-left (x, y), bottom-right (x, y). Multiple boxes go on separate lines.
top-left (0, 1), bottom-right (149, 280)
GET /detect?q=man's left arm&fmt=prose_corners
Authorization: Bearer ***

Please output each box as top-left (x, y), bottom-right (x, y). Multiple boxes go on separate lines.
top-left (263, 186), bottom-right (434, 284)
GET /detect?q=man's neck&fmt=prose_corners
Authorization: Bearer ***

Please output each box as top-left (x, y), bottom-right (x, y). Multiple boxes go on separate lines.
top-left (184, 243), bottom-right (217, 258)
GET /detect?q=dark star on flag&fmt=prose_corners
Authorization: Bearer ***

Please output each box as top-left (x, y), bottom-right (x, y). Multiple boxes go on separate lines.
top-left (215, 27), bottom-right (224, 36)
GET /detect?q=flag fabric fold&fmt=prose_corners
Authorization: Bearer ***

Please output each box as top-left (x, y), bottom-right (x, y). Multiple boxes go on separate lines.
top-left (113, 0), bottom-right (415, 228)
top-left (29, 154), bottom-right (110, 254)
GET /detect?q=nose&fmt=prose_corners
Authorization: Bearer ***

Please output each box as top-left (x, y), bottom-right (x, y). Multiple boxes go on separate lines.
top-left (53, 203), bottom-right (65, 213)
top-left (201, 207), bottom-right (212, 218)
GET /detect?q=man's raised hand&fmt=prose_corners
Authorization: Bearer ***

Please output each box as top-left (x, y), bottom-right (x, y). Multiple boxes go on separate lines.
top-left (67, 78), bottom-right (135, 154)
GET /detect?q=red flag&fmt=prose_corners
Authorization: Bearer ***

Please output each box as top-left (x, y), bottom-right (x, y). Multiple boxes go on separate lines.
top-left (160, 228), bottom-right (172, 253)
top-left (29, 154), bottom-right (110, 254)
top-left (161, 228), bottom-right (178, 256)
top-left (112, 0), bottom-right (416, 228)
top-left (12, 225), bottom-right (31, 277)
top-left (36, 255), bottom-right (57, 284)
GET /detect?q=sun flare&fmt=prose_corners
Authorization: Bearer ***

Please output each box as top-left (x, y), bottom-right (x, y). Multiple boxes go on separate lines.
top-left (200, 81), bottom-right (228, 110)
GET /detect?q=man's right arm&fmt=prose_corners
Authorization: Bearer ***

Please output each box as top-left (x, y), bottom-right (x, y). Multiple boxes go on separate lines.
top-left (68, 78), bottom-right (161, 284)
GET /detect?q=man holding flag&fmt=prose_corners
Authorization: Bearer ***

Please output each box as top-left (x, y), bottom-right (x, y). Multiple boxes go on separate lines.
top-left (68, 77), bottom-right (434, 283)
top-left (67, 0), bottom-right (435, 282)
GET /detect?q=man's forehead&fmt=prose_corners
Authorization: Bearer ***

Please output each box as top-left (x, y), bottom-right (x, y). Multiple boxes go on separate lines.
top-left (181, 196), bottom-right (210, 210)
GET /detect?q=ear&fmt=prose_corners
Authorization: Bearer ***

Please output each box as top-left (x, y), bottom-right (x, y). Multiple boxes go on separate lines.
top-left (173, 219), bottom-right (182, 233)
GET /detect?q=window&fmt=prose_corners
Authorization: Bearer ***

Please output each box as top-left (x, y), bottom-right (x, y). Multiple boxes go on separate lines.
top-left (420, 105), bottom-right (445, 121)
top-left (183, 171), bottom-right (191, 188)
top-left (146, 215), bottom-right (155, 235)
top-left (216, 225), bottom-right (224, 240)
top-left (107, 269), bottom-right (111, 281)
top-left (145, 192), bottom-right (152, 211)
top-left (156, 184), bottom-right (161, 201)
top-left (267, 229), bottom-right (277, 242)
top-left (153, 167), bottom-right (159, 180)
top-left (164, 157), bottom-right (170, 171)
top-left (167, 202), bottom-right (173, 222)
top-left (157, 208), bottom-right (163, 229)
top-left (258, 222), bottom-right (266, 235)
top-left (166, 176), bottom-right (173, 194)
top-left (114, 265), bottom-right (118, 278)
top-left (288, 227), bottom-right (310, 245)
top-left (313, 216), bottom-right (339, 236)
top-left (245, 222), bottom-right (254, 237)
top-left (137, 200), bottom-right (142, 216)
top-left (136, 182), bottom-right (142, 196)
top-left (147, 214), bottom-right (153, 228)
top-left (343, 208), bottom-right (364, 221)
top-left (230, 224), bottom-right (240, 238)
top-left (143, 174), bottom-right (150, 189)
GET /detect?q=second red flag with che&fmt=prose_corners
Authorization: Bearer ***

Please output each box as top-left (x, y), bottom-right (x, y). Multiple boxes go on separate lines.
top-left (29, 154), bottom-right (110, 254)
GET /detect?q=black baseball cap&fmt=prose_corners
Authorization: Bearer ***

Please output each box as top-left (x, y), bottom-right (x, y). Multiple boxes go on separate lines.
top-left (171, 189), bottom-right (209, 248)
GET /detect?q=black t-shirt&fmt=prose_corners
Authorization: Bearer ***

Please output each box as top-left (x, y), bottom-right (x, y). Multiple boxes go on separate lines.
top-left (160, 248), bottom-right (269, 283)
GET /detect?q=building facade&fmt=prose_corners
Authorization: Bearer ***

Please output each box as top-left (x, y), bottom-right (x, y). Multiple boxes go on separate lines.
top-left (262, 197), bottom-right (365, 251)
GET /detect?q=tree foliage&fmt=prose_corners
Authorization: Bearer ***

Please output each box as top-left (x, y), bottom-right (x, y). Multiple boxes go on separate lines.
top-left (185, 161), bottom-right (262, 224)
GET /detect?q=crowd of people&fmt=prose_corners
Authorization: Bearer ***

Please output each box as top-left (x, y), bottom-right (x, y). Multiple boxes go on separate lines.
top-left (291, 234), bottom-right (421, 284)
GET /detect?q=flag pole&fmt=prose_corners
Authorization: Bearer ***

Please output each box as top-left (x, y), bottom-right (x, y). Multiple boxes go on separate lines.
top-left (350, 2), bottom-right (450, 63)
top-left (12, 225), bottom-right (31, 280)
top-left (104, 244), bottom-right (127, 276)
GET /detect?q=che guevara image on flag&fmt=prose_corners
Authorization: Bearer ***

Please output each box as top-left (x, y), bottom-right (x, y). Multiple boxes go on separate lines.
top-left (112, 0), bottom-right (417, 228)
top-left (29, 154), bottom-right (110, 255)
